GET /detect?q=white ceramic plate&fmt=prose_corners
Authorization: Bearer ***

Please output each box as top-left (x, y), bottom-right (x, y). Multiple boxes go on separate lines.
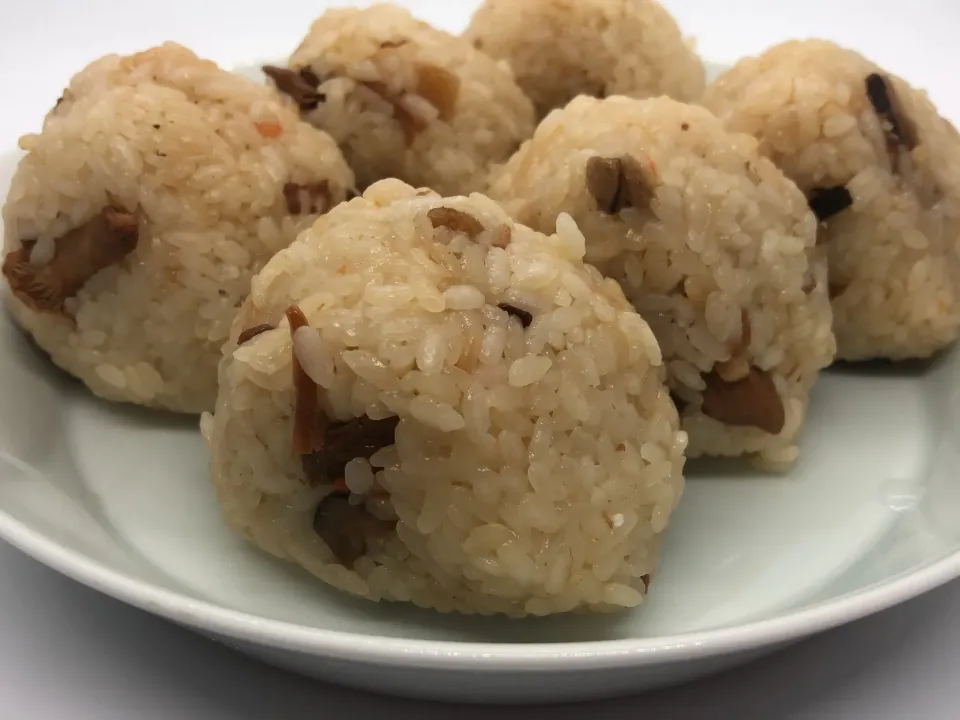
top-left (3, 60), bottom-right (960, 703)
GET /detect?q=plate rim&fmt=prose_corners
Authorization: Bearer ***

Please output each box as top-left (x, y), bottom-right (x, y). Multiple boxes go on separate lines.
top-left (3, 62), bottom-right (959, 670)
top-left (1, 501), bottom-right (958, 670)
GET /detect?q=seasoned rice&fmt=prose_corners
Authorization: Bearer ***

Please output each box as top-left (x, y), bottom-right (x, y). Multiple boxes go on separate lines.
top-left (703, 40), bottom-right (960, 361)
top-left (464, 0), bottom-right (705, 119)
top-left (2, 43), bottom-right (354, 412)
top-left (489, 95), bottom-right (836, 464)
top-left (204, 179), bottom-right (687, 616)
top-left (267, 4), bottom-right (536, 196)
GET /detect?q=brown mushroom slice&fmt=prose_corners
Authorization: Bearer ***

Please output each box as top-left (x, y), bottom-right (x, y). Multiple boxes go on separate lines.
top-left (312, 492), bottom-right (395, 569)
top-left (306, 413), bottom-right (401, 569)
top-left (808, 185), bottom-right (853, 222)
top-left (287, 304), bottom-right (401, 488)
top-left (498, 303), bottom-right (533, 328)
top-left (2, 206), bottom-right (139, 315)
top-left (302, 415), bottom-right (400, 486)
top-left (286, 305), bottom-right (329, 456)
top-left (415, 63), bottom-right (460, 121)
top-left (865, 73), bottom-right (918, 153)
top-left (262, 65), bottom-right (324, 111)
top-left (283, 181), bottom-right (332, 215)
top-left (700, 366), bottom-right (786, 435)
top-left (585, 157), bottom-right (621, 213)
top-left (619, 155), bottom-right (653, 209)
top-left (585, 154), bottom-right (653, 215)
top-left (427, 207), bottom-right (485, 237)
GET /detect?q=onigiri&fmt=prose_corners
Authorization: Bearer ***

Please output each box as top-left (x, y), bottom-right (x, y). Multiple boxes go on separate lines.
top-left (265, 4), bottom-right (536, 196)
top-left (204, 179), bottom-right (687, 616)
top-left (2, 43), bottom-right (354, 412)
top-left (489, 95), bottom-right (836, 465)
top-left (703, 40), bottom-right (960, 361)
top-left (464, 0), bottom-right (705, 119)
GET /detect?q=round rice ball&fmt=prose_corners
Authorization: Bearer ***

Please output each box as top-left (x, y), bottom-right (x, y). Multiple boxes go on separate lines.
top-left (264, 3), bottom-right (536, 196)
top-left (204, 179), bottom-right (686, 617)
top-left (702, 40), bottom-right (960, 361)
top-left (2, 44), bottom-right (355, 413)
top-left (464, 0), bottom-right (706, 119)
top-left (489, 95), bottom-right (836, 465)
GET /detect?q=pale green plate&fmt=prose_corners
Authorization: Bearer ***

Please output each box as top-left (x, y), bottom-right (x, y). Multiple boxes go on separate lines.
top-left (1, 67), bottom-right (959, 700)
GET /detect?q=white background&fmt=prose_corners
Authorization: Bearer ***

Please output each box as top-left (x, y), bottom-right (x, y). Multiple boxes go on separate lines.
top-left (1, 0), bottom-right (959, 717)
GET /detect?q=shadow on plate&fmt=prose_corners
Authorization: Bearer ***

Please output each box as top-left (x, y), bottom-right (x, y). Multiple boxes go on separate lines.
top-left (825, 350), bottom-right (951, 379)
top-left (79, 390), bottom-right (201, 431)
top-left (262, 555), bottom-right (646, 644)
top-left (683, 456), bottom-right (774, 481)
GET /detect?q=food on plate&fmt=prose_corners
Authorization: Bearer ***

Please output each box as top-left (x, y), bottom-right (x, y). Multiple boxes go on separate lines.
top-left (4, 0), bottom-right (956, 632)
top-left (1, 43), bottom-right (355, 413)
top-left (702, 40), bottom-right (960, 361)
top-left (203, 179), bottom-right (687, 616)
top-left (489, 95), bottom-right (836, 465)
top-left (463, 0), bottom-right (706, 120)
top-left (264, 3), bottom-right (536, 196)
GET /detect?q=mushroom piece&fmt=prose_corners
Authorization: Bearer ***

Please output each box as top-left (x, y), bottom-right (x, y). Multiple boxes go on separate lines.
top-left (700, 366), bottom-right (786, 435)
top-left (2, 206), bottom-right (139, 315)
top-left (312, 492), bottom-right (394, 569)
top-left (808, 185), bottom-right (853, 222)
top-left (302, 415), bottom-right (400, 486)
top-left (414, 63), bottom-right (460, 121)
top-left (427, 207), bottom-right (485, 237)
top-left (865, 73), bottom-right (918, 153)
top-left (286, 305), bottom-right (328, 456)
top-left (498, 303), bottom-right (533, 328)
top-left (286, 304), bottom-right (400, 568)
top-left (262, 65), bottom-right (325, 111)
top-left (585, 154), bottom-right (653, 214)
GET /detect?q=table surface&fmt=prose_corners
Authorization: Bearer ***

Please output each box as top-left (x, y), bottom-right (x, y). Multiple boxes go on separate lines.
top-left (1, 0), bottom-right (959, 717)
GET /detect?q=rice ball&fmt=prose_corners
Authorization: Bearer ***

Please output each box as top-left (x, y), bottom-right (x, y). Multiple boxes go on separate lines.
top-left (2, 44), bottom-right (355, 413)
top-left (264, 3), bottom-right (536, 196)
top-left (204, 179), bottom-right (686, 617)
top-left (464, 0), bottom-right (706, 119)
top-left (702, 40), bottom-right (960, 361)
top-left (489, 95), bottom-right (836, 464)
